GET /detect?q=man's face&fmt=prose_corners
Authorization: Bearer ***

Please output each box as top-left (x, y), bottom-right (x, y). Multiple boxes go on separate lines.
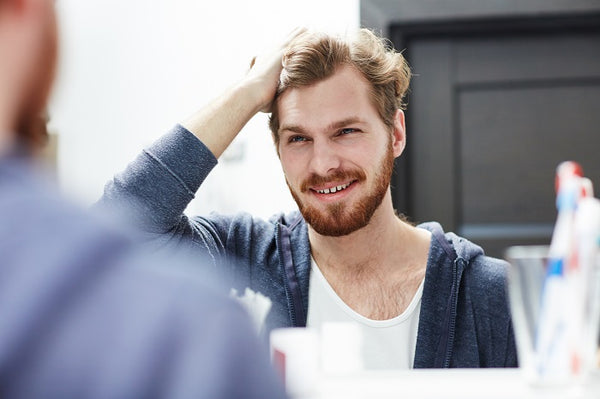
top-left (277, 65), bottom-right (404, 237)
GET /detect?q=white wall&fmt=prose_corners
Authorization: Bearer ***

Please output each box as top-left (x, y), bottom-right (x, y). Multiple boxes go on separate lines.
top-left (50, 0), bottom-right (359, 219)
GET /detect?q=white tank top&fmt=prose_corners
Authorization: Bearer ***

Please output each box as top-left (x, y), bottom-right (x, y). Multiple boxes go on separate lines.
top-left (306, 257), bottom-right (423, 370)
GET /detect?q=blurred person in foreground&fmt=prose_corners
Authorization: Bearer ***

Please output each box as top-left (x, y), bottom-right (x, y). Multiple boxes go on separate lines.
top-left (0, 0), bottom-right (286, 397)
top-left (100, 26), bottom-right (518, 369)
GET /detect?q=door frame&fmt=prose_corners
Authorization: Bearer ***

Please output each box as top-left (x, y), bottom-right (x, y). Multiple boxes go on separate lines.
top-left (365, 9), bottom-right (600, 218)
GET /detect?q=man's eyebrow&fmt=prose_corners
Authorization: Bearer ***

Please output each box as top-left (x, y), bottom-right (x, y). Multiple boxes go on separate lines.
top-left (279, 124), bottom-right (306, 134)
top-left (327, 117), bottom-right (365, 131)
top-left (280, 117), bottom-right (366, 134)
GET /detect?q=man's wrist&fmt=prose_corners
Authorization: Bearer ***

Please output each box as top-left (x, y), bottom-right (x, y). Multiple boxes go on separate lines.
top-left (236, 75), bottom-right (276, 115)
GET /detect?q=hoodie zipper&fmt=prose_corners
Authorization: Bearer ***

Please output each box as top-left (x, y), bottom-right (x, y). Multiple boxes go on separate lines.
top-left (276, 223), bottom-right (306, 327)
top-left (430, 227), bottom-right (466, 368)
top-left (442, 257), bottom-right (465, 367)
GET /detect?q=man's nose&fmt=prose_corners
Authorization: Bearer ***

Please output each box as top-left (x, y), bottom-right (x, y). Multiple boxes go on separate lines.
top-left (309, 141), bottom-right (341, 176)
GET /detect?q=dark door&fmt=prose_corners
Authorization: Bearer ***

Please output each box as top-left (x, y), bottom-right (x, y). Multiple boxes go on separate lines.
top-left (391, 21), bottom-right (600, 257)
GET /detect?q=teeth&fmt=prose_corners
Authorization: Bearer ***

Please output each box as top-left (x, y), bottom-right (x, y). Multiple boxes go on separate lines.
top-left (317, 182), bottom-right (350, 194)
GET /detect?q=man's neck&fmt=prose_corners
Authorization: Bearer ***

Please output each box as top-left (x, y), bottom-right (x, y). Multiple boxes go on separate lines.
top-left (308, 193), bottom-right (429, 275)
top-left (307, 193), bottom-right (431, 320)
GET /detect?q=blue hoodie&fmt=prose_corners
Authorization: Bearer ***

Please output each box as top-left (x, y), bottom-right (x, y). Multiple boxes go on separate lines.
top-left (99, 124), bottom-right (518, 368)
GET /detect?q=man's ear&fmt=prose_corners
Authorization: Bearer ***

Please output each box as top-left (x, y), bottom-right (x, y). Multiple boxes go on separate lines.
top-left (391, 109), bottom-right (406, 158)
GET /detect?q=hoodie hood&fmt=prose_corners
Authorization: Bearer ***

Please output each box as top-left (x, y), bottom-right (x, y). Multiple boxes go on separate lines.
top-left (418, 221), bottom-right (484, 263)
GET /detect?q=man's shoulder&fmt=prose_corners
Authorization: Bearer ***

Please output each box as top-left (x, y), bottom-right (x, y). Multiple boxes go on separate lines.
top-left (419, 220), bottom-right (509, 286)
top-left (1, 157), bottom-right (120, 246)
top-left (465, 253), bottom-right (509, 290)
top-left (0, 159), bottom-right (285, 398)
top-left (268, 209), bottom-right (303, 228)
top-left (209, 209), bottom-right (304, 231)
top-left (469, 253), bottom-right (509, 272)
top-left (202, 209), bottom-right (303, 233)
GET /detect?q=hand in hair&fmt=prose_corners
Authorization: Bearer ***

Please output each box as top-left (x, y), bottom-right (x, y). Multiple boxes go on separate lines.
top-left (246, 27), bottom-right (307, 114)
top-left (180, 27), bottom-right (307, 158)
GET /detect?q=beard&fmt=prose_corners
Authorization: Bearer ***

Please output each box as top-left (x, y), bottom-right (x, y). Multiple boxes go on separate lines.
top-left (287, 144), bottom-right (395, 237)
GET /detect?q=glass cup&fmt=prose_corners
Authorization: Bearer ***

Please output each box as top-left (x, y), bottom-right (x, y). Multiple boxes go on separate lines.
top-left (505, 245), bottom-right (600, 386)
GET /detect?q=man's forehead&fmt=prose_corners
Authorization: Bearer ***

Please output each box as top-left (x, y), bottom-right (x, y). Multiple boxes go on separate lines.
top-left (277, 72), bottom-right (380, 132)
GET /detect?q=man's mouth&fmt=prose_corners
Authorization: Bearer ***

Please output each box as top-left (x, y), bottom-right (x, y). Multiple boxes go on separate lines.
top-left (313, 181), bottom-right (353, 194)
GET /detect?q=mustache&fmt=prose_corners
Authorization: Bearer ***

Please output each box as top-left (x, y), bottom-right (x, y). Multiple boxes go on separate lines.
top-left (300, 168), bottom-right (367, 192)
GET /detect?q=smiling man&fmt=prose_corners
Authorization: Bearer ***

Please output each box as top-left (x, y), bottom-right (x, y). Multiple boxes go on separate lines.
top-left (101, 29), bottom-right (517, 369)
top-left (277, 65), bottom-right (399, 239)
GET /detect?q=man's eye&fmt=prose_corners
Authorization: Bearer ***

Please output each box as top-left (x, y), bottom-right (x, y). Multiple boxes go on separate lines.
top-left (289, 136), bottom-right (307, 143)
top-left (339, 128), bottom-right (357, 135)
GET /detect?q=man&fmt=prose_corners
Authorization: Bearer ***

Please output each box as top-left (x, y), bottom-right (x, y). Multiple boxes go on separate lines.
top-left (0, 0), bottom-right (286, 397)
top-left (101, 29), bottom-right (517, 368)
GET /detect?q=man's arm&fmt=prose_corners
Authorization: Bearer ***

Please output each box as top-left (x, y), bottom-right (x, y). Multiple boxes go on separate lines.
top-left (97, 29), bottom-right (305, 249)
top-left (181, 27), bottom-right (305, 158)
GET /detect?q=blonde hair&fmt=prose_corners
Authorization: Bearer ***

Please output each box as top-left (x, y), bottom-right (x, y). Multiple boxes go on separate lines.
top-left (269, 29), bottom-right (411, 146)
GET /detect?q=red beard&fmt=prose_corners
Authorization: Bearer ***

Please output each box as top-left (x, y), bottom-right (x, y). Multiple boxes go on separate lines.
top-left (287, 144), bottom-right (395, 237)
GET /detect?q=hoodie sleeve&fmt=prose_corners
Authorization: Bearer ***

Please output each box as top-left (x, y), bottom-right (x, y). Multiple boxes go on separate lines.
top-left (95, 125), bottom-right (224, 257)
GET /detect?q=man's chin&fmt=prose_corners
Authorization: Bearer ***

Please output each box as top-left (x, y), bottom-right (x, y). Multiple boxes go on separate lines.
top-left (291, 187), bottom-right (379, 237)
top-left (310, 224), bottom-right (361, 237)
top-left (302, 209), bottom-right (368, 237)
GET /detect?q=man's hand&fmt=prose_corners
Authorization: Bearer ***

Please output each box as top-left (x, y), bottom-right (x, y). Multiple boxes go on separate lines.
top-left (244, 27), bottom-right (307, 114)
top-left (181, 27), bottom-right (306, 159)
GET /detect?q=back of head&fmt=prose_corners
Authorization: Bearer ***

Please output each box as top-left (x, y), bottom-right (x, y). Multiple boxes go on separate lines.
top-left (269, 29), bottom-right (411, 146)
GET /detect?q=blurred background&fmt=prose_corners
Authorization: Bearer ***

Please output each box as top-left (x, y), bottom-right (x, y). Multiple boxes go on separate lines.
top-left (48, 0), bottom-right (600, 257)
